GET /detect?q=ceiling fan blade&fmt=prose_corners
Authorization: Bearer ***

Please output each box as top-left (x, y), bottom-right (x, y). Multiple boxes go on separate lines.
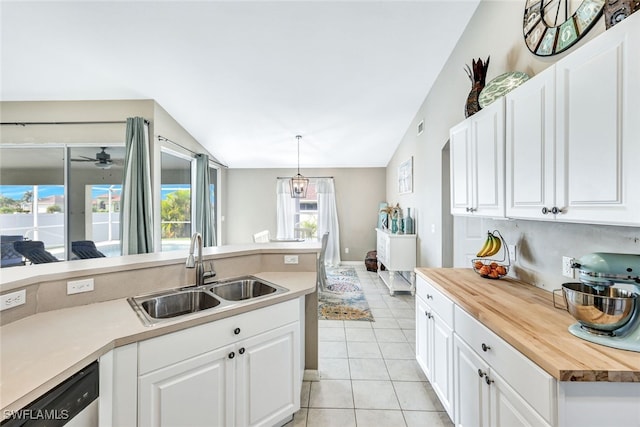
top-left (71, 157), bottom-right (95, 162)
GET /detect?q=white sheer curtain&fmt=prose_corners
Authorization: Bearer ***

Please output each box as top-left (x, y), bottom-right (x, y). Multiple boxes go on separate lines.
top-left (276, 179), bottom-right (296, 240)
top-left (317, 178), bottom-right (341, 266)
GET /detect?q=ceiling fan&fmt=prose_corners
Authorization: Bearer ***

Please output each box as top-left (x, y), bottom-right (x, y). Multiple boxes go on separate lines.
top-left (71, 147), bottom-right (122, 169)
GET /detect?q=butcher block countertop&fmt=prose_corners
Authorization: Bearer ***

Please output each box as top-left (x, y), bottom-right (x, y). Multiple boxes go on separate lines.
top-left (415, 268), bottom-right (640, 383)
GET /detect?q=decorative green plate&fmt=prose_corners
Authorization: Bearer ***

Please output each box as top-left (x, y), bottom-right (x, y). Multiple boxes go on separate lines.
top-left (478, 71), bottom-right (530, 108)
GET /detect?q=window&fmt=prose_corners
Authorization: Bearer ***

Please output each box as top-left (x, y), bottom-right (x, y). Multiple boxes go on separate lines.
top-left (160, 150), bottom-right (193, 252)
top-left (295, 179), bottom-right (318, 239)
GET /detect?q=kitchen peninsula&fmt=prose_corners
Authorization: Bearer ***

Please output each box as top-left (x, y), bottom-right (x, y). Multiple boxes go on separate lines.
top-left (0, 242), bottom-right (320, 426)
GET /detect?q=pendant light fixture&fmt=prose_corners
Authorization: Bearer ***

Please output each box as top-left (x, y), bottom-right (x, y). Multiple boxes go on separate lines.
top-left (290, 135), bottom-right (308, 198)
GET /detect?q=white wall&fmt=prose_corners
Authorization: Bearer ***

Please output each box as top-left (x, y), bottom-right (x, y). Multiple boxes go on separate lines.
top-left (225, 167), bottom-right (385, 261)
top-left (387, 0), bottom-right (640, 289)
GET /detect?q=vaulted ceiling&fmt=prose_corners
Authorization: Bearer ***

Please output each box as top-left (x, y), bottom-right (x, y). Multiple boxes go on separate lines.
top-left (1, 1), bottom-right (480, 168)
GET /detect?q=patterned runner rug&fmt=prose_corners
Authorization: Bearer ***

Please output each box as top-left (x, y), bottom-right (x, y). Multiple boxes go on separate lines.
top-left (318, 266), bottom-right (374, 321)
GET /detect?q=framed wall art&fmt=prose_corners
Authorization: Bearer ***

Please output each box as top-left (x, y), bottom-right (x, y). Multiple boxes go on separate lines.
top-left (398, 157), bottom-right (413, 194)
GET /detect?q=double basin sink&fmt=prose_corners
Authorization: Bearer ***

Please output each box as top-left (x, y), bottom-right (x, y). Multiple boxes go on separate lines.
top-left (128, 276), bottom-right (287, 326)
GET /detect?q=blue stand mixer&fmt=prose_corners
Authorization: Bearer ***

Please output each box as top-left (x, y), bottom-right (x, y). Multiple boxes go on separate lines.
top-left (560, 253), bottom-right (640, 352)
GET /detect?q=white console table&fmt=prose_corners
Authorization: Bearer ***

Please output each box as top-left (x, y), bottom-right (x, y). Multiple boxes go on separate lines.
top-left (375, 228), bottom-right (417, 295)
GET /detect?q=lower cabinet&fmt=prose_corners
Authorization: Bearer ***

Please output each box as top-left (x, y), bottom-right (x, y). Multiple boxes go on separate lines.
top-left (453, 335), bottom-right (551, 427)
top-left (137, 298), bottom-right (302, 427)
top-left (416, 277), bottom-right (454, 420)
top-left (416, 277), bottom-right (555, 427)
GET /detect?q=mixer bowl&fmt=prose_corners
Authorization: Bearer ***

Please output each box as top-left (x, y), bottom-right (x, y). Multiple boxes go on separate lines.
top-left (562, 282), bottom-right (638, 333)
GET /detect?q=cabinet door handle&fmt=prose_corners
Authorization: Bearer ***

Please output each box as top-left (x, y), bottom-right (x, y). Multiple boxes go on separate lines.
top-left (478, 369), bottom-right (485, 378)
top-left (485, 376), bottom-right (494, 385)
top-left (466, 207), bottom-right (476, 213)
top-left (541, 207), bottom-right (550, 215)
top-left (551, 206), bottom-right (560, 215)
top-left (228, 352), bottom-right (235, 359)
top-left (238, 347), bottom-right (245, 355)
top-left (234, 328), bottom-right (241, 335)
top-left (426, 294), bottom-right (433, 300)
top-left (481, 343), bottom-right (491, 352)
top-left (426, 312), bottom-right (432, 319)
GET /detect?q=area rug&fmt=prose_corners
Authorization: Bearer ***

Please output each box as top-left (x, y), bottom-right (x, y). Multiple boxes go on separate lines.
top-left (318, 266), bottom-right (374, 321)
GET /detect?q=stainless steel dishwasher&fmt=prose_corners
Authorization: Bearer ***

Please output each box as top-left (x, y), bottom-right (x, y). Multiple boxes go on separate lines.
top-left (2, 361), bottom-right (99, 427)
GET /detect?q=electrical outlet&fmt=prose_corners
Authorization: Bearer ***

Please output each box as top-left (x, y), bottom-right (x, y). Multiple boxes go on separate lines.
top-left (67, 278), bottom-right (95, 295)
top-left (345, 248), bottom-right (350, 254)
top-left (508, 245), bottom-right (517, 262)
top-left (562, 257), bottom-right (575, 279)
top-left (0, 289), bottom-right (26, 311)
top-left (284, 255), bottom-right (299, 265)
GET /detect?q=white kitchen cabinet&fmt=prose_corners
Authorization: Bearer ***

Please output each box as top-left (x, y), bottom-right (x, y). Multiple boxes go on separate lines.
top-left (506, 13), bottom-right (640, 226)
top-left (450, 99), bottom-right (505, 218)
top-left (415, 276), bottom-right (454, 420)
top-left (137, 298), bottom-right (301, 427)
top-left (505, 66), bottom-right (556, 220)
top-left (138, 344), bottom-right (234, 427)
top-left (453, 306), bottom-right (555, 427)
top-left (453, 335), bottom-right (551, 427)
top-left (376, 228), bottom-right (416, 295)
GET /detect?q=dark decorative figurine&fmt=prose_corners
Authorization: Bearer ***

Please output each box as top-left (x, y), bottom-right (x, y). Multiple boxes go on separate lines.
top-left (464, 56), bottom-right (490, 118)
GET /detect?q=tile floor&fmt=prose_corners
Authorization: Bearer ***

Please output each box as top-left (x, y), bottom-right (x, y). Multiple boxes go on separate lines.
top-left (286, 264), bottom-right (453, 427)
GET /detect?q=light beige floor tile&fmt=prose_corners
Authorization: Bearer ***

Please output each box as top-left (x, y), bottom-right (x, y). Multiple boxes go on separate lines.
top-left (287, 408), bottom-right (307, 427)
top-left (352, 380), bottom-right (400, 410)
top-left (371, 307), bottom-right (394, 318)
top-left (319, 319), bottom-right (345, 328)
top-left (402, 329), bottom-right (416, 345)
top-left (345, 327), bottom-right (376, 342)
top-left (349, 358), bottom-right (390, 380)
top-left (393, 381), bottom-right (443, 411)
top-left (374, 328), bottom-right (408, 343)
top-left (379, 342), bottom-right (415, 360)
top-left (319, 341), bottom-right (348, 358)
top-left (367, 299), bottom-right (390, 309)
top-left (344, 320), bottom-right (373, 329)
top-left (319, 327), bottom-right (346, 342)
top-left (385, 359), bottom-right (427, 381)
top-left (306, 409), bottom-right (356, 427)
top-left (347, 341), bottom-right (382, 358)
top-left (403, 411), bottom-right (453, 427)
top-left (355, 409), bottom-right (406, 427)
top-left (390, 308), bottom-right (415, 319)
top-left (300, 381), bottom-right (311, 407)
top-left (318, 358), bottom-right (351, 380)
top-left (396, 318), bottom-right (416, 329)
top-left (371, 318), bottom-right (400, 329)
top-left (309, 380), bottom-right (354, 408)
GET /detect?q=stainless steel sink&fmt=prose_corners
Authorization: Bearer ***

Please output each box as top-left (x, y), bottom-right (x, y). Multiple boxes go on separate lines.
top-left (128, 288), bottom-right (222, 326)
top-left (128, 276), bottom-right (287, 326)
top-left (209, 277), bottom-right (286, 301)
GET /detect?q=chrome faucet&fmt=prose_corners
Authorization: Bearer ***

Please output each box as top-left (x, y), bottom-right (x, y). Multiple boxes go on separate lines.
top-left (186, 233), bottom-right (216, 286)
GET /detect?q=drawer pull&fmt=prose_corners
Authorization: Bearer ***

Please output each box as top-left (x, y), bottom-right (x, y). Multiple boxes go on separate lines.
top-left (234, 328), bottom-right (241, 335)
top-left (478, 369), bottom-right (485, 378)
top-left (426, 294), bottom-right (434, 300)
top-left (228, 352), bottom-right (235, 359)
top-left (426, 312), bottom-right (432, 319)
top-left (481, 343), bottom-right (491, 352)
top-left (485, 376), bottom-right (494, 385)
top-left (238, 347), bottom-right (245, 355)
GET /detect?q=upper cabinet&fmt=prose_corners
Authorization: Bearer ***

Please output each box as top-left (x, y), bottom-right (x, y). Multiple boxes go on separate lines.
top-left (496, 12), bottom-right (639, 226)
top-left (450, 99), bottom-right (505, 218)
top-left (555, 15), bottom-right (640, 226)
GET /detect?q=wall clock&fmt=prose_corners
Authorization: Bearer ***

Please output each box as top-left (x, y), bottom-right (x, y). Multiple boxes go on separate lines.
top-left (523, 0), bottom-right (605, 56)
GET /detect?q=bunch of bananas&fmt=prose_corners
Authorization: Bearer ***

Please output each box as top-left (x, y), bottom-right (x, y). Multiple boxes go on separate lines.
top-left (476, 231), bottom-right (502, 258)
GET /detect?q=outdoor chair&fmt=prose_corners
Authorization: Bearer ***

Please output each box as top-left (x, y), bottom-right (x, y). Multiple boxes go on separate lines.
top-left (71, 240), bottom-right (106, 259)
top-left (1, 235), bottom-right (25, 268)
top-left (13, 240), bottom-right (60, 264)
